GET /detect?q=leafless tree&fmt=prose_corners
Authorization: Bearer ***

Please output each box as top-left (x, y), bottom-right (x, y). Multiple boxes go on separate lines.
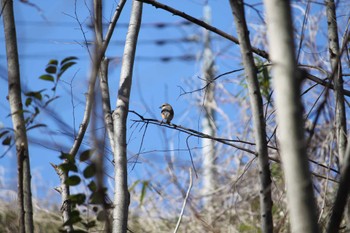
top-left (325, 0), bottom-right (347, 165)
top-left (201, 4), bottom-right (218, 214)
top-left (263, 0), bottom-right (319, 232)
top-left (112, 1), bottom-right (143, 232)
top-left (324, 0), bottom-right (349, 229)
top-left (229, 1), bottom-right (273, 232)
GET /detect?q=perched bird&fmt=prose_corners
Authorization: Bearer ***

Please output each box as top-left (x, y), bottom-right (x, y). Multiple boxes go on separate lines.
top-left (160, 103), bottom-right (174, 124)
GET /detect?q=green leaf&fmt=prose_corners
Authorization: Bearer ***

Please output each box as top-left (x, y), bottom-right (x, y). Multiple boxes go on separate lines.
top-left (89, 188), bottom-right (107, 205)
top-left (63, 210), bottom-right (81, 226)
top-left (34, 107), bottom-right (40, 115)
top-left (39, 74), bottom-right (55, 82)
top-left (129, 180), bottom-right (140, 192)
top-left (58, 61), bottom-right (76, 79)
top-left (69, 194), bottom-right (86, 205)
top-left (96, 210), bottom-right (107, 222)
top-left (2, 136), bottom-right (11, 145)
top-left (44, 96), bottom-right (60, 107)
top-left (87, 181), bottom-right (97, 192)
top-left (24, 90), bottom-right (45, 100)
top-left (45, 59), bottom-right (58, 74)
top-left (0, 130), bottom-right (9, 138)
top-left (83, 163), bottom-right (96, 179)
top-left (59, 162), bottom-right (78, 173)
top-left (48, 59), bottom-right (59, 65)
top-left (79, 149), bottom-right (92, 162)
top-left (25, 97), bottom-right (32, 107)
top-left (46, 65), bottom-right (57, 74)
top-left (61, 56), bottom-right (78, 66)
top-left (27, 124), bottom-right (47, 131)
top-left (65, 175), bottom-right (81, 186)
top-left (59, 152), bottom-right (75, 163)
top-left (140, 181), bottom-right (149, 206)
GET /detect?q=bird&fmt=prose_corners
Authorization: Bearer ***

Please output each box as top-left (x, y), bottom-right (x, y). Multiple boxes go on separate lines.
top-left (160, 103), bottom-right (174, 124)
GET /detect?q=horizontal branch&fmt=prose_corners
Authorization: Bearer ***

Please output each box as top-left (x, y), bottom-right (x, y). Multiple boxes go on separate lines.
top-left (129, 110), bottom-right (340, 180)
top-left (137, 0), bottom-right (269, 59)
top-left (305, 72), bottom-right (350, 97)
top-left (130, 111), bottom-right (256, 155)
top-left (139, 0), bottom-right (350, 98)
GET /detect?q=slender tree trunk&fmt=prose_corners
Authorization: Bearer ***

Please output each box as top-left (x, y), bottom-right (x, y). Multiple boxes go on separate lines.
top-left (96, 59), bottom-right (113, 232)
top-left (100, 58), bottom-right (115, 152)
top-left (263, 0), bottom-right (319, 232)
top-left (1, 0), bottom-right (34, 232)
top-left (52, 164), bottom-right (73, 232)
top-left (229, 1), bottom-right (273, 232)
top-left (112, 1), bottom-right (142, 232)
top-left (53, 0), bottom-right (127, 232)
top-left (324, 1), bottom-right (349, 230)
top-left (325, 0), bottom-right (346, 164)
top-left (201, 4), bottom-right (217, 212)
top-left (327, 143), bottom-right (350, 232)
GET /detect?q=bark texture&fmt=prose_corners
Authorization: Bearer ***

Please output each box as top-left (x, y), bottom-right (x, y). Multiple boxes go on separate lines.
top-left (263, 0), bottom-right (319, 232)
top-left (327, 143), bottom-right (350, 232)
top-left (229, 1), bottom-right (273, 232)
top-left (325, 0), bottom-right (346, 164)
top-left (324, 1), bottom-right (349, 230)
top-left (112, 1), bottom-right (142, 232)
top-left (52, 164), bottom-right (73, 232)
top-left (1, 0), bottom-right (34, 232)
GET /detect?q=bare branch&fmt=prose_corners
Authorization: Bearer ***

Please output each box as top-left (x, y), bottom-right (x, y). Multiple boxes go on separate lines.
top-left (137, 0), bottom-right (269, 59)
top-left (174, 168), bottom-right (193, 233)
top-left (129, 110), bottom-right (340, 179)
top-left (139, 0), bottom-right (350, 101)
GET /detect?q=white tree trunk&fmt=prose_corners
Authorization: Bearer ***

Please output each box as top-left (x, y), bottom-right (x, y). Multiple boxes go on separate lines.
top-left (201, 4), bottom-right (217, 211)
top-left (263, 0), bottom-right (319, 232)
top-left (112, 1), bottom-right (142, 232)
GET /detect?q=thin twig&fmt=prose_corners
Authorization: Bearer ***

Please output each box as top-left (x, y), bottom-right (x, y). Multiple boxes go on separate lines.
top-left (139, 0), bottom-right (350, 98)
top-left (132, 122), bottom-right (149, 170)
top-left (129, 110), bottom-right (340, 180)
top-left (137, 0), bottom-right (269, 59)
top-left (174, 168), bottom-right (193, 233)
top-left (185, 135), bottom-right (198, 178)
top-left (179, 68), bottom-right (244, 96)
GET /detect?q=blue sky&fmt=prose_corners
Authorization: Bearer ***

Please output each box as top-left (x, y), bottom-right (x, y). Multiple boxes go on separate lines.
top-left (1, 0), bottom-right (346, 208)
top-left (0, 0), bottom-right (248, 204)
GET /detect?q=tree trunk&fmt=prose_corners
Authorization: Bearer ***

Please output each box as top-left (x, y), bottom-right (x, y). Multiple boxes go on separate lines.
top-left (201, 4), bottom-right (217, 212)
top-left (1, 0), bottom-right (34, 232)
top-left (52, 164), bottom-right (73, 232)
top-left (325, 1), bottom-right (349, 231)
top-left (229, 1), bottom-right (273, 232)
top-left (327, 144), bottom-right (350, 232)
top-left (325, 0), bottom-right (346, 164)
top-left (112, 1), bottom-right (142, 232)
top-left (263, 0), bottom-right (319, 232)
